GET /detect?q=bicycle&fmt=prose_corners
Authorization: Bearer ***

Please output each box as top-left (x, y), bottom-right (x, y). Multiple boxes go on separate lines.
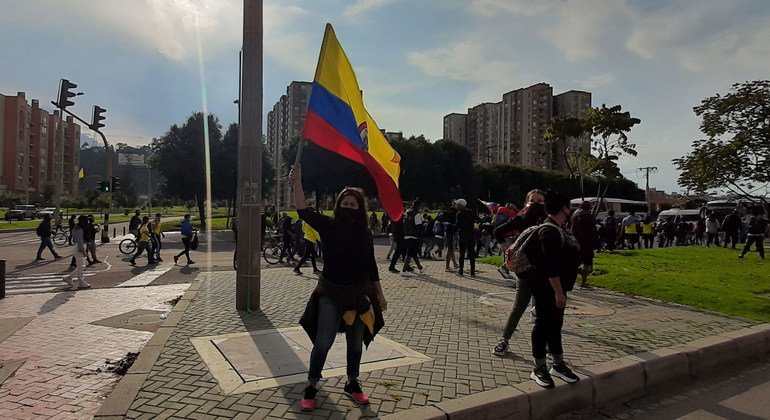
top-left (119, 233), bottom-right (138, 255)
top-left (262, 233), bottom-right (284, 265)
top-left (53, 231), bottom-right (69, 246)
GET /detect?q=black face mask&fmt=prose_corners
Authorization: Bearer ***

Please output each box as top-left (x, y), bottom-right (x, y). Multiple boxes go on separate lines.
top-left (337, 208), bottom-right (360, 224)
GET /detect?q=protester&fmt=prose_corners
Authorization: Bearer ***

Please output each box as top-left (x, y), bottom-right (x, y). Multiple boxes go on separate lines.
top-left (621, 211), bottom-right (641, 250)
top-left (294, 219), bottom-right (322, 276)
top-left (722, 210), bottom-right (742, 249)
top-left (129, 216), bottom-right (155, 266)
top-left (421, 214), bottom-right (436, 259)
top-left (381, 213), bottom-right (390, 234)
top-left (151, 213), bottom-right (164, 261)
top-left (705, 212), bottom-right (721, 247)
top-left (603, 210), bottom-right (619, 251)
top-left (663, 217), bottom-right (677, 247)
top-left (432, 212), bottom-right (445, 259)
top-left (128, 210), bottom-right (142, 237)
top-left (62, 215), bottom-right (91, 291)
top-left (443, 207), bottom-right (459, 272)
top-left (493, 189), bottom-right (546, 279)
top-left (85, 215), bottom-right (100, 265)
top-left (570, 201), bottom-right (598, 287)
top-left (492, 200), bottom-right (547, 357)
top-left (739, 207), bottom-right (767, 259)
top-left (387, 218), bottom-right (406, 273)
top-left (173, 214), bottom-right (196, 265)
top-left (455, 199), bottom-right (477, 277)
top-left (400, 201), bottom-right (424, 277)
top-left (278, 212), bottom-right (295, 264)
top-left (54, 211), bottom-right (64, 234)
top-left (291, 164), bottom-right (386, 412)
top-left (641, 216), bottom-right (655, 249)
top-left (527, 191), bottom-right (581, 388)
top-left (693, 218), bottom-right (706, 246)
top-left (35, 214), bottom-right (62, 261)
top-left (68, 214), bottom-right (77, 245)
top-left (369, 211), bottom-right (378, 232)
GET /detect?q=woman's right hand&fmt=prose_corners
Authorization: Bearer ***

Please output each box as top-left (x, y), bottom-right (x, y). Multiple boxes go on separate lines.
top-left (555, 293), bottom-right (567, 309)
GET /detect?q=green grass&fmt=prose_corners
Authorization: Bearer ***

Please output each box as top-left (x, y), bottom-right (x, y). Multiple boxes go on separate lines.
top-left (160, 216), bottom-right (231, 232)
top-left (478, 246), bottom-right (770, 322)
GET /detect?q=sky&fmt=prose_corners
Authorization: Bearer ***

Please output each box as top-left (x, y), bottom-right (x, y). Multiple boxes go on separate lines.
top-left (1, 0), bottom-right (769, 194)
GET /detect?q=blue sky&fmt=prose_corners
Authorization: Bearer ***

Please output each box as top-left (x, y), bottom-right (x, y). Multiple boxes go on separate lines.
top-left (1, 0), bottom-right (768, 194)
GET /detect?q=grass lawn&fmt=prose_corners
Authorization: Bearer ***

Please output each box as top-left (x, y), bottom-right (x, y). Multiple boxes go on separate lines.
top-left (160, 216), bottom-right (231, 232)
top-left (478, 246), bottom-right (770, 322)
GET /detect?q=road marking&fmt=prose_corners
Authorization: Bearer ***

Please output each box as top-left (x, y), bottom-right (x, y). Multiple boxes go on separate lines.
top-left (3, 255), bottom-right (113, 296)
top-left (116, 265), bottom-right (173, 288)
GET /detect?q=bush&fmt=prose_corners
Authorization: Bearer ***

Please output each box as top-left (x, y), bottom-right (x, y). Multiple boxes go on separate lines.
top-left (0, 191), bottom-right (26, 207)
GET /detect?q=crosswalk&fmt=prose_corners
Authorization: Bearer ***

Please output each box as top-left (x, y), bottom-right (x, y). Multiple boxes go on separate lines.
top-left (3, 271), bottom-right (99, 295)
top-left (0, 232), bottom-right (41, 246)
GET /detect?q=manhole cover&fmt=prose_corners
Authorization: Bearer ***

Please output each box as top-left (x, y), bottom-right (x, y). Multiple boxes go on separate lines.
top-left (479, 292), bottom-right (616, 317)
top-left (91, 309), bottom-right (167, 332)
top-left (124, 313), bottom-right (165, 326)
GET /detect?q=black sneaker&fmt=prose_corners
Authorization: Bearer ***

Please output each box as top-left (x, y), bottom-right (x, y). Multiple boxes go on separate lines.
top-left (388, 267), bottom-right (400, 273)
top-left (530, 365), bottom-right (555, 388)
top-left (550, 362), bottom-right (579, 383)
top-left (294, 268), bottom-right (302, 276)
top-left (343, 380), bottom-right (370, 405)
top-left (300, 385), bottom-right (318, 411)
top-left (492, 338), bottom-right (509, 357)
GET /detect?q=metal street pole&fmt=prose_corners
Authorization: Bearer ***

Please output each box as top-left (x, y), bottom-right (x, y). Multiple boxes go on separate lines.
top-left (236, 0), bottom-right (263, 311)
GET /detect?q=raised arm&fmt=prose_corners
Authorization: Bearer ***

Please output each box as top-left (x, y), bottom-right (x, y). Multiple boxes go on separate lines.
top-left (290, 164), bottom-right (307, 210)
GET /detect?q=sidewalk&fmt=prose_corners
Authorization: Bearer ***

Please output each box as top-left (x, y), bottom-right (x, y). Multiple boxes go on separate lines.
top-left (95, 262), bottom-right (759, 419)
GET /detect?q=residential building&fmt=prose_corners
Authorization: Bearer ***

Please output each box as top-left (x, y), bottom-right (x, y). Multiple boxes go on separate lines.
top-left (0, 91), bottom-right (80, 199)
top-left (443, 83), bottom-right (591, 172)
top-left (552, 90), bottom-right (592, 171)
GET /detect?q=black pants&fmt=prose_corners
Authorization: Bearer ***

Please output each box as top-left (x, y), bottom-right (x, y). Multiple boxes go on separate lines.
top-left (605, 234), bottom-right (616, 251)
top-left (152, 234), bottom-right (162, 258)
top-left (37, 236), bottom-right (59, 258)
top-left (458, 237), bottom-right (475, 276)
top-left (642, 234), bottom-right (654, 249)
top-left (296, 240), bottom-right (318, 271)
top-left (388, 240), bottom-right (406, 270)
top-left (403, 238), bottom-right (422, 269)
top-left (279, 235), bottom-right (294, 261)
top-left (706, 233), bottom-right (720, 247)
top-left (176, 238), bottom-right (191, 262)
top-left (741, 236), bottom-right (765, 258)
top-left (530, 281), bottom-right (565, 360)
top-left (724, 230), bottom-right (739, 248)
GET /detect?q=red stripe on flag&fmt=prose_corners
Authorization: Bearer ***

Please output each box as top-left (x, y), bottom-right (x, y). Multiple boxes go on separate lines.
top-left (303, 110), bottom-right (404, 221)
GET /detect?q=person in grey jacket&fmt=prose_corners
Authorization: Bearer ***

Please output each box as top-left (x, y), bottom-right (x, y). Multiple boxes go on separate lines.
top-left (63, 216), bottom-right (91, 291)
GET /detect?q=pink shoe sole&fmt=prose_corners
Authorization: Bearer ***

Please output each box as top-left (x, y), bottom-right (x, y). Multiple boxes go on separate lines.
top-left (346, 392), bottom-right (370, 405)
top-left (300, 398), bottom-right (315, 411)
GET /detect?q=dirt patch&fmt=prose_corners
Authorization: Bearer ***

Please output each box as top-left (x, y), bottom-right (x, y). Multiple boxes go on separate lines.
top-left (105, 352), bottom-right (140, 376)
top-left (166, 295), bottom-right (182, 306)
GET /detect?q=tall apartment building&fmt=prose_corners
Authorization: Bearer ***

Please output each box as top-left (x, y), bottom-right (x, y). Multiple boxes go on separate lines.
top-left (443, 83), bottom-right (591, 172)
top-left (552, 90), bottom-right (592, 172)
top-left (266, 81), bottom-right (312, 209)
top-left (0, 91), bottom-right (80, 200)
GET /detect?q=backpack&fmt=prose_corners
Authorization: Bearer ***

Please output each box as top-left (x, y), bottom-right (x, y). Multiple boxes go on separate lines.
top-left (504, 222), bottom-right (564, 275)
top-left (36, 223), bottom-right (44, 237)
top-left (190, 232), bottom-right (199, 250)
top-left (433, 221), bottom-right (444, 236)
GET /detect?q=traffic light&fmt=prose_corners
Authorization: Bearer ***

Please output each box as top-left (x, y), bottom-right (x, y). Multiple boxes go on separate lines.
top-left (56, 79), bottom-right (79, 109)
top-left (111, 176), bottom-right (121, 192)
top-left (90, 105), bottom-right (106, 131)
top-left (97, 181), bottom-right (110, 192)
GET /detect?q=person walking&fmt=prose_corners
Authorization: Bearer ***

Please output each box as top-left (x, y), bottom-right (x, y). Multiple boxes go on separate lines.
top-left (151, 213), bottom-right (164, 261)
top-left (62, 215), bottom-right (91, 291)
top-left (604, 210), bottom-right (619, 251)
top-left (128, 210), bottom-right (142, 237)
top-left (421, 214), bottom-right (436, 259)
top-left (85, 215), bottom-right (100, 265)
top-left (491, 201), bottom-right (547, 357)
top-left (663, 217), bottom-right (677, 247)
top-left (527, 191), bottom-right (581, 388)
top-left (705, 212), bottom-right (721, 247)
top-left (641, 216), bottom-right (655, 249)
top-left (387, 218), bottom-right (406, 273)
top-left (739, 207), bottom-right (767, 259)
top-left (722, 210), bottom-right (742, 249)
top-left (400, 201), bottom-right (424, 277)
top-left (129, 216), bottom-right (156, 266)
top-left (432, 212), bottom-right (446, 259)
top-left (444, 206), bottom-right (459, 272)
top-left (455, 199), bottom-right (477, 277)
top-left (570, 201), bottom-right (599, 287)
top-left (294, 219), bottom-right (322, 276)
top-left (291, 164), bottom-right (387, 412)
top-left (68, 214), bottom-right (77, 245)
top-left (621, 211), bottom-right (641, 250)
top-left (277, 212), bottom-right (295, 264)
top-left (35, 214), bottom-right (62, 261)
top-left (174, 214), bottom-right (195, 265)
top-left (493, 189), bottom-right (546, 279)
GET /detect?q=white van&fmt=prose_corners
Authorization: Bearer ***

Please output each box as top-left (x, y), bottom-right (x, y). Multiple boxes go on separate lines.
top-left (656, 209), bottom-right (700, 223)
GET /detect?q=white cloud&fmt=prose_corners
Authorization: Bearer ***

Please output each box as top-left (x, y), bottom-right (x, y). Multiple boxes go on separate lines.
top-left (576, 73), bottom-right (616, 90)
top-left (407, 38), bottom-right (517, 82)
top-left (343, 0), bottom-right (400, 20)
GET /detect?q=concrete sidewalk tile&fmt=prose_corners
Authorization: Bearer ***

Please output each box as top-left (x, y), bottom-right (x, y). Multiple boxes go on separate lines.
top-left (718, 328), bottom-right (767, 360)
top-left (435, 386), bottom-right (528, 419)
top-left (380, 404), bottom-right (446, 420)
top-left (584, 356), bottom-right (645, 407)
top-left (685, 336), bottom-right (739, 377)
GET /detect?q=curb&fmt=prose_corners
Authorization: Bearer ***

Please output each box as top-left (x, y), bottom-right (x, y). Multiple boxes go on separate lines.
top-left (382, 323), bottom-right (770, 420)
top-left (93, 276), bottom-right (206, 419)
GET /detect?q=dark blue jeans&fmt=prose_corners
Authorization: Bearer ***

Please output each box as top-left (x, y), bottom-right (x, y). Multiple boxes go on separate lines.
top-left (308, 296), bottom-right (365, 383)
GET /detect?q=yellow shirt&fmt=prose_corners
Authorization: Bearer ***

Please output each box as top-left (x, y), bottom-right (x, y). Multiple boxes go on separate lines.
top-left (153, 220), bottom-right (162, 235)
top-left (302, 221), bottom-right (320, 243)
top-left (139, 225), bottom-right (151, 242)
top-left (641, 223), bottom-right (654, 235)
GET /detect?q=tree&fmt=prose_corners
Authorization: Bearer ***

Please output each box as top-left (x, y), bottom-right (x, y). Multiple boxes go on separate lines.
top-left (674, 81), bottom-right (770, 208)
top-left (152, 112), bottom-right (222, 231)
top-left (216, 124), bottom-right (275, 203)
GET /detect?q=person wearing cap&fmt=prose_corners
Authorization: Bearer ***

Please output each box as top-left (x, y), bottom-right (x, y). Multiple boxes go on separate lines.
top-left (400, 200), bottom-right (425, 277)
top-left (526, 190), bottom-right (581, 388)
top-left (62, 215), bottom-right (91, 291)
top-left (454, 198), bottom-right (477, 277)
top-left (570, 201), bottom-right (598, 287)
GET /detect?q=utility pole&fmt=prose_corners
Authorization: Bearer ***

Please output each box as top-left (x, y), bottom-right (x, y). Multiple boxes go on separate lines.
top-left (638, 166), bottom-right (658, 215)
top-left (236, 0), bottom-right (263, 311)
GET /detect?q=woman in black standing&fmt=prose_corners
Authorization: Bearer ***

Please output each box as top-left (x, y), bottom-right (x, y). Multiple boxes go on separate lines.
top-left (291, 164), bottom-right (387, 412)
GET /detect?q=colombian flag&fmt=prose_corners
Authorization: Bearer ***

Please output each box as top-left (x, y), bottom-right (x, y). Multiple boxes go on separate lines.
top-left (302, 24), bottom-right (404, 221)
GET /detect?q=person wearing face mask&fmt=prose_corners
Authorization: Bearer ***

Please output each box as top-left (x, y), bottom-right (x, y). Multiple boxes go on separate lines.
top-left (526, 190), bottom-right (581, 388)
top-left (493, 189), bottom-right (546, 280)
top-left (291, 164), bottom-right (387, 412)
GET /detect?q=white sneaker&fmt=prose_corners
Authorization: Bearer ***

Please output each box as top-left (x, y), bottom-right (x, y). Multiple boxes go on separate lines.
top-left (498, 266), bottom-right (512, 279)
top-left (63, 277), bottom-right (78, 290)
top-left (400, 271), bottom-right (415, 277)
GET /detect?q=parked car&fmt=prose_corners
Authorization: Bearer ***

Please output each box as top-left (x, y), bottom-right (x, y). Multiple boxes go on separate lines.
top-left (5, 204), bottom-right (37, 221)
top-left (36, 207), bottom-right (58, 218)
